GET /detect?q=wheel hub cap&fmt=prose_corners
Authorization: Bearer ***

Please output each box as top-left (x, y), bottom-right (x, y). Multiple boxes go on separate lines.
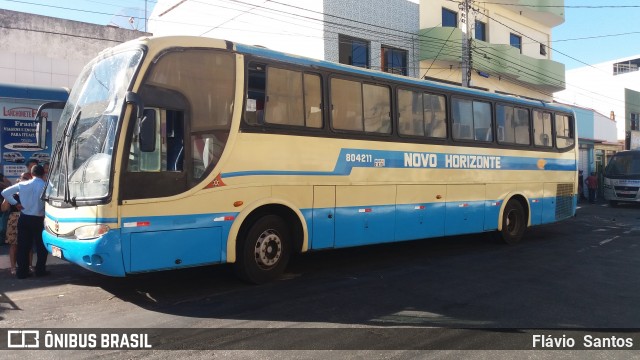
top-left (254, 229), bottom-right (282, 269)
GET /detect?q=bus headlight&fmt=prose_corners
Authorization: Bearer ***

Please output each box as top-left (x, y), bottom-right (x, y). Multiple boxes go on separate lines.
top-left (74, 224), bottom-right (110, 240)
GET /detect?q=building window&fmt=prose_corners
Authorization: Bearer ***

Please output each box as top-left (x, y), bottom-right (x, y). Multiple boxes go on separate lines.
top-left (631, 113), bottom-right (640, 130)
top-left (613, 58), bottom-right (640, 75)
top-left (510, 33), bottom-right (522, 53)
top-left (381, 46), bottom-right (408, 76)
top-left (442, 8), bottom-right (457, 27)
top-left (540, 43), bottom-right (547, 56)
top-left (475, 20), bottom-right (486, 41)
top-left (339, 35), bottom-right (370, 68)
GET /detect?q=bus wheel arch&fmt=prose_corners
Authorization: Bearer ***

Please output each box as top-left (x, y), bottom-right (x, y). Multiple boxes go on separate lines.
top-left (496, 195), bottom-right (529, 244)
top-left (228, 202), bottom-right (306, 283)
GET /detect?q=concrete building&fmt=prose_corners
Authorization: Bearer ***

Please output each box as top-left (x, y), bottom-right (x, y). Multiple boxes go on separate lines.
top-left (148, 0), bottom-right (420, 78)
top-left (554, 55), bottom-right (640, 148)
top-left (0, 9), bottom-right (149, 88)
top-left (419, 0), bottom-right (566, 101)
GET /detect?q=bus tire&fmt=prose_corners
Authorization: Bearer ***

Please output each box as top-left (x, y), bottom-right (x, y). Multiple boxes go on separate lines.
top-left (235, 214), bottom-right (291, 284)
top-left (609, 200), bottom-right (618, 208)
top-left (497, 200), bottom-right (526, 245)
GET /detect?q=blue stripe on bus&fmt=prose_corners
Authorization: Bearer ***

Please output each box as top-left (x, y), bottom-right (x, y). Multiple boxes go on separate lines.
top-left (45, 212), bottom-right (117, 223)
top-left (222, 148), bottom-right (576, 179)
top-left (120, 213), bottom-right (238, 233)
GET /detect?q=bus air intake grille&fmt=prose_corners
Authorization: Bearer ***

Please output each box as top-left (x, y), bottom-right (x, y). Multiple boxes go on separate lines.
top-left (614, 186), bottom-right (639, 199)
top-left (555, 183), bottom-right (574, 221)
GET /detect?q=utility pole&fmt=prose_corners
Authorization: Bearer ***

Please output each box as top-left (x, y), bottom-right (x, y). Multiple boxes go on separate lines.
top-left (460, 0), bottom-right (472, 87)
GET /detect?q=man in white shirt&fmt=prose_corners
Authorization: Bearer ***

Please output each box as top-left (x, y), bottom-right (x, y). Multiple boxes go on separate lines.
top-left (2, 165), bottom-right (47, 279)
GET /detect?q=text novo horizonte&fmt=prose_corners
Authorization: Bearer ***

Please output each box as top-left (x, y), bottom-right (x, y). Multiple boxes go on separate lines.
top-left (404, 152), bottom-right (501, 169)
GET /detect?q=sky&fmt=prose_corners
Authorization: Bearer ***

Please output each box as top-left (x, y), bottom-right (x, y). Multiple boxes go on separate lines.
top-left (0, 0), bottom-right (156, 32)
top-left (552, 0), bottom-right (640, 70)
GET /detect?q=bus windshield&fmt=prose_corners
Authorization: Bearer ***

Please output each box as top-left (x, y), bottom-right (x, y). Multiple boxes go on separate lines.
top-left (46, 48), bottom-right (144, 202)
top-left (605, 151), bottom-right (640, 177)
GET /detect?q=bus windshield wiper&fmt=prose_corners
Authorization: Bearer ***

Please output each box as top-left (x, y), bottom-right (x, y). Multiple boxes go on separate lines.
top-left (62, 110), bottom-right (81, 206)
top-left (42, 111), bottom-right (74, 202)
top-left (41, 138), bottom-right (62, 202)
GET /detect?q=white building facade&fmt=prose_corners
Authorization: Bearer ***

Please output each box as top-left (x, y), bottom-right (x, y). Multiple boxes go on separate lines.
top-left (554, 55), bottom-right (640, 148)
top-left (0, 9), bottom-right (148, 88)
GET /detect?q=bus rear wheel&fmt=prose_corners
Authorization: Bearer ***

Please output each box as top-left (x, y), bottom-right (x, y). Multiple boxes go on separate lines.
top-left (497, 200), bottom-right (526, 244)
top-left (235, 214), bottom-right (291, 284)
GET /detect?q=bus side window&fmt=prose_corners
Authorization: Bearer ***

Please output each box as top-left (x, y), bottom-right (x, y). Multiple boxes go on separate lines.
top-left (128, 109), bottom-right (184, 173)
top-left (166, 110), bottom-right (185, 171)
top-left (533, 110), bottom-right (553, 148)
top-left (555, 114), bottom-right (575, 149)
top-left (191, 130), bottom-right (227, 179)
top-left (246, 63), bottom-right (266, 125)
top-left (452, 98), bottom-right (492, 142)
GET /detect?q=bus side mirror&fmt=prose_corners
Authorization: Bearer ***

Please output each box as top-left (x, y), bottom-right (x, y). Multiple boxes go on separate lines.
top-left (125, 91), bottom-right (156, 152)
top-left (139, 109), bottom-right (157, 152)
top-left (35, 101), bottom-right (66, 150)
top-left (125, 91), bottom-right (144, 121)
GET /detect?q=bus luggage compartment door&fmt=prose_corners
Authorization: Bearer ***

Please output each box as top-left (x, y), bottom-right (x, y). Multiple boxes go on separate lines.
top-left (128, 227), bottom-right (222, 272)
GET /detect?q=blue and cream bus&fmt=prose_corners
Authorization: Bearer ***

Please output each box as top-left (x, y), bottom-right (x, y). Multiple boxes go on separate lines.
top-left (38, 36), bottom-right (577, 283)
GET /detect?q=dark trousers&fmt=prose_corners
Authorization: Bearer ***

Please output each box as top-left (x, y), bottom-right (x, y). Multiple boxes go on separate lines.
top-left (588, 188), bottom-right (596, 204)
top-left (16, 214), bottom-right (46, 278)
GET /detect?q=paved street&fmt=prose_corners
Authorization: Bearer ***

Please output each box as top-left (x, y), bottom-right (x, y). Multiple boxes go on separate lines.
top-left (1, 200), bottom-right (640, 358)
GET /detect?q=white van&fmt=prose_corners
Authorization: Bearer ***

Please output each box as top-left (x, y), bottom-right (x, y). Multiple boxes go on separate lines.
top-left (3, 152), bottom-right (25, 163)
top-left (29, 152), bottom-right (51, 164)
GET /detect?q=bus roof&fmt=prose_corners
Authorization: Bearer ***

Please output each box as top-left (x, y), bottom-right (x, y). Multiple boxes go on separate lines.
top-left (0, 82), bottom-right (69, 102)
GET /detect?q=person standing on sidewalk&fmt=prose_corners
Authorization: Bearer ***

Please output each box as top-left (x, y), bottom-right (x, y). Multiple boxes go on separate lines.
top-left (1, 165), bottom-right (47, 279)
top-left (1, 172), bottom-right (31, 275)
top-left (585, 171), bottom-right (598, 204)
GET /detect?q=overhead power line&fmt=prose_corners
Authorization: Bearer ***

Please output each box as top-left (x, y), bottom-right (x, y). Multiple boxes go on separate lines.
top-left (5, 0), bottom-right (639, 109)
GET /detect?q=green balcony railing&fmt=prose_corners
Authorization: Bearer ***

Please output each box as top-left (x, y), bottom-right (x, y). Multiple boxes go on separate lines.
top-left (484, 0), bottom-right (564, 27)
top-left (419, 27), bottom-right (565, 93)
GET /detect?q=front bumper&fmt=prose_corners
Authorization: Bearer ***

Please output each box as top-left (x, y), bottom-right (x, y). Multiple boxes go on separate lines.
top-left (43, 228), bottom-right (126, 277)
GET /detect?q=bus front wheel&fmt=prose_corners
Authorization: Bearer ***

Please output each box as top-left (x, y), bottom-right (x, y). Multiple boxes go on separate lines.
top-left (497, 200), bottom-right (526, 244)
top-left (235, 214), bottom-right (291, 284)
